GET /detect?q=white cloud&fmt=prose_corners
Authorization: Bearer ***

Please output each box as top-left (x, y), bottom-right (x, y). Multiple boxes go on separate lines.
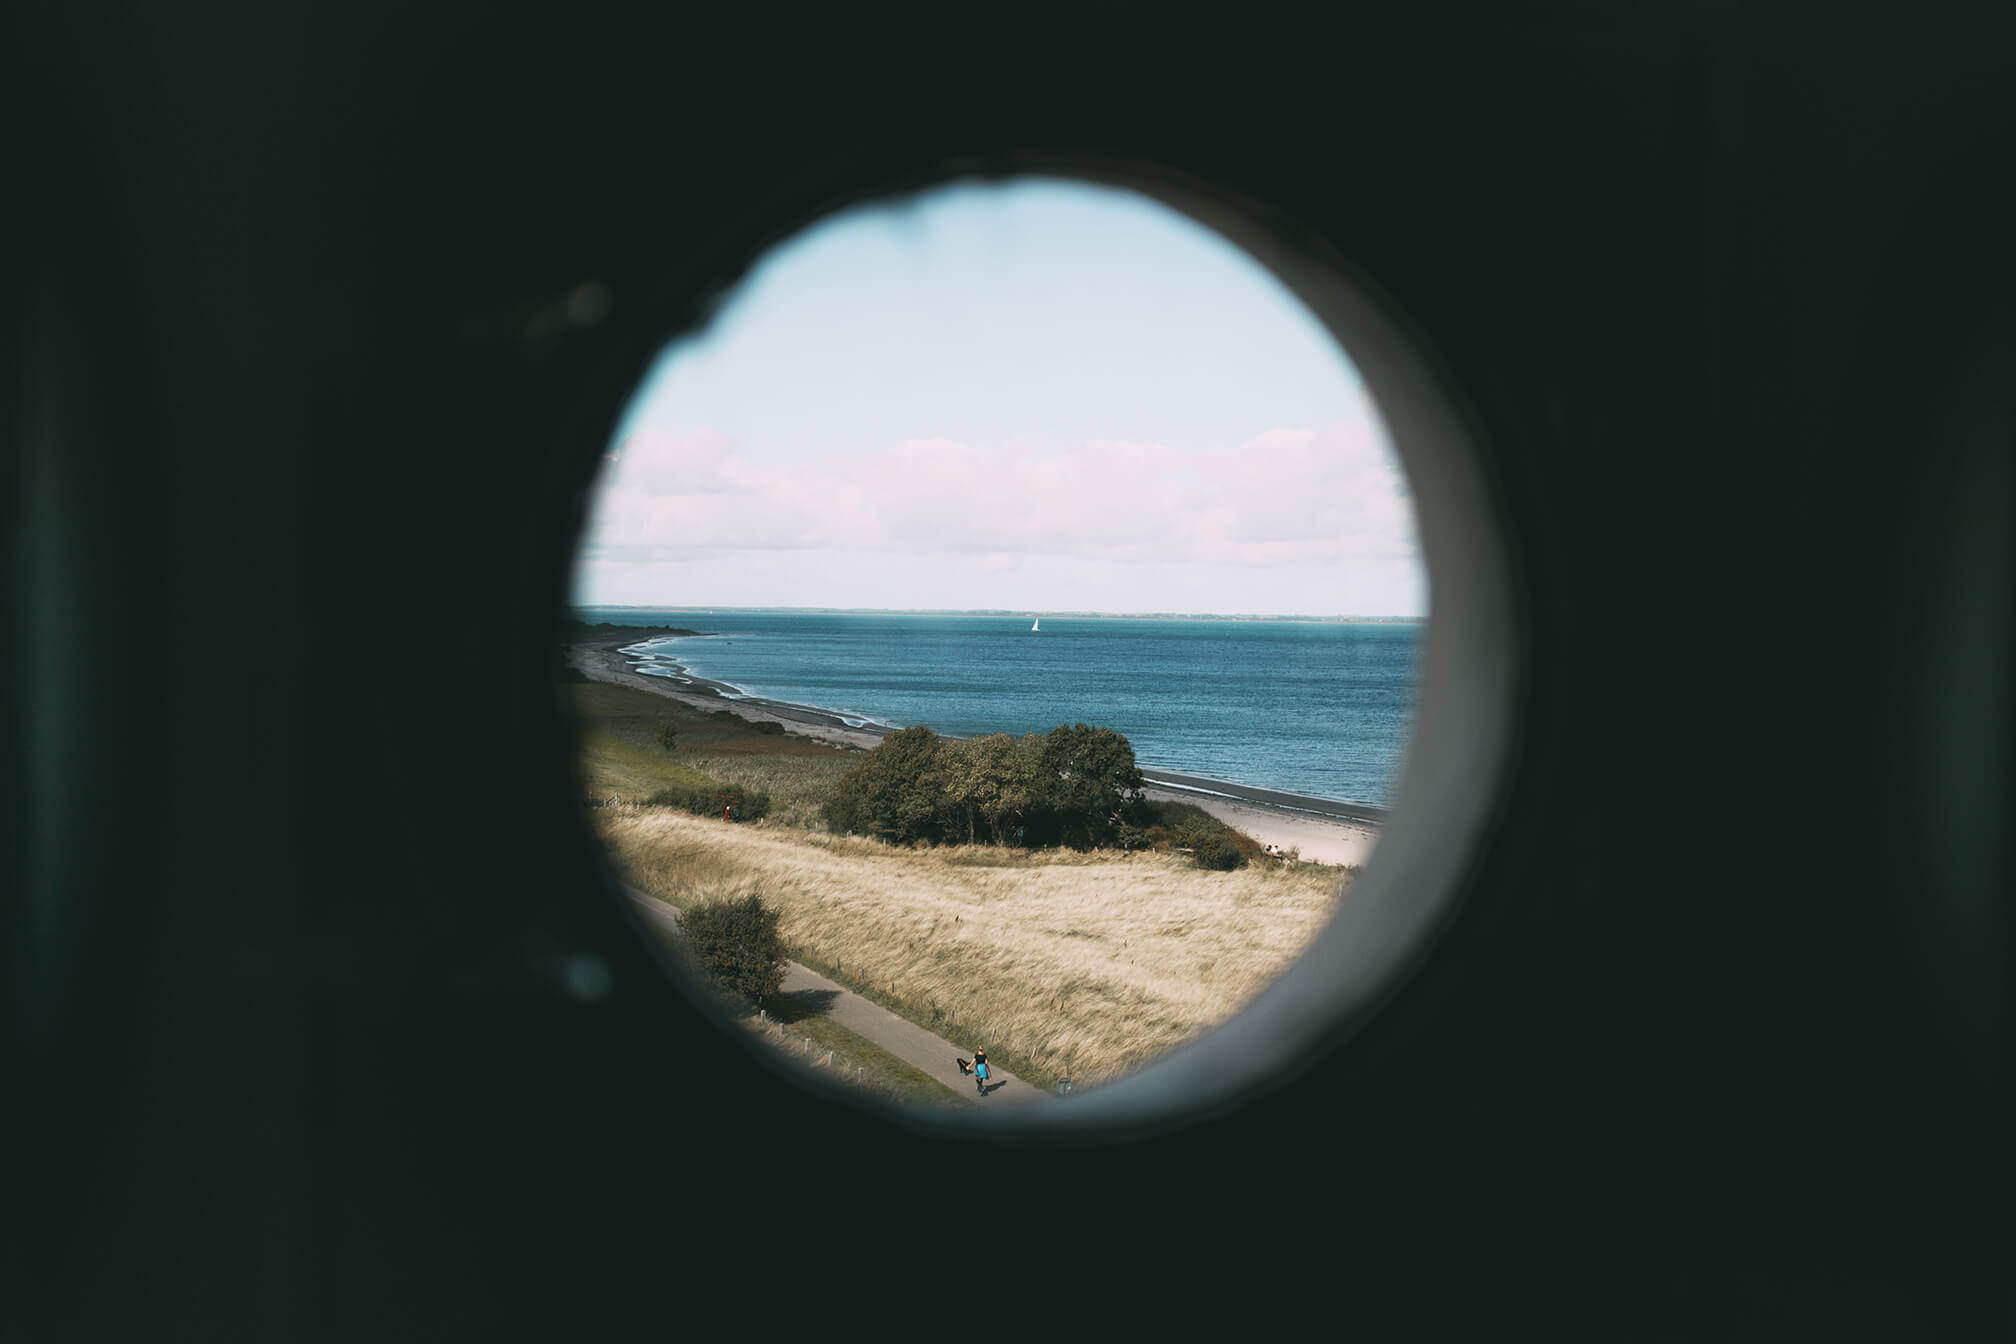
top-left (578, 413), bottom-right (1423, 614)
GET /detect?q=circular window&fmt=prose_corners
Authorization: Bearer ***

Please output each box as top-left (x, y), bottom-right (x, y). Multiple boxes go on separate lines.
top-left (559, 174), bottom-right (1516, 1135)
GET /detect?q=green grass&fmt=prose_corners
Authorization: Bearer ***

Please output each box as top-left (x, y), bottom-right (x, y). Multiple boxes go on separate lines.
top-left (751, 994), bottom-right (963, 1109)
top-left (563, 681), bottom-right (839, 756)
top-left (574, 726), bottom-right (724, 803)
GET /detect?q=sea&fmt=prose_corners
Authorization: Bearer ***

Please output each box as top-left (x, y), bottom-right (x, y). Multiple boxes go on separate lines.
top-left (574, 608), bottom-right (1421, 810)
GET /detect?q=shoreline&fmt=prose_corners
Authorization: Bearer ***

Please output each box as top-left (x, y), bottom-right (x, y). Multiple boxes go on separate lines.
top-left (564, 637), bottom-right (1385, 868)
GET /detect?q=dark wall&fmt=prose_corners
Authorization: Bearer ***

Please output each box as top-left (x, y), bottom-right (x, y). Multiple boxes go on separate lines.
top-left (8, 6), bottom-right (2008, 1337)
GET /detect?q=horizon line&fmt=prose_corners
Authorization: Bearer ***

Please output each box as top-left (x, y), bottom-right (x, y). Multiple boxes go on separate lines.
top-left (573, 604), bottom-right (1424, 621)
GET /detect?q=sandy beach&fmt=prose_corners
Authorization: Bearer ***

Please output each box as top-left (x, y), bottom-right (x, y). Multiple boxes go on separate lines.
top-left (564, 637), bottom-right (1383, 868)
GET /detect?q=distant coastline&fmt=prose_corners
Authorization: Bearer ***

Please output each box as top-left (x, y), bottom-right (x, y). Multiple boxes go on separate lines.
top-left (568, 629), bottom-right (1389, 836)
top-left (574, 605), bottom-right (1421, 624)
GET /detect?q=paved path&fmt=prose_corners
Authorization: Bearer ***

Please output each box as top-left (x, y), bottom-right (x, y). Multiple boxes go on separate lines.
top-left (626, 888), bottom-right (1051, 1106)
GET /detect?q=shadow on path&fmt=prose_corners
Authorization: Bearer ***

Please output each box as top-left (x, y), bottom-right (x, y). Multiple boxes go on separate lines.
top-left (770, 988), bottom-right (840, 1022)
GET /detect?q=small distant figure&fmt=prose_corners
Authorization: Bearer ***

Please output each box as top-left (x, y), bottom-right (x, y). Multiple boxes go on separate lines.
top-left (723, 803), bottom-right (732, 822)
top-left (972, 1047), bottom-right (990, 1096)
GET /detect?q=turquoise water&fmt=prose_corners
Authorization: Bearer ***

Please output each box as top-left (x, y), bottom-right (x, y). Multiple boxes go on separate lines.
top-left (576, 608), bottom-right (1420, 808)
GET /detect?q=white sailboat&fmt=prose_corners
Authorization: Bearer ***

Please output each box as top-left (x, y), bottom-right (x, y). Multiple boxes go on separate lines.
top-left (1031, 617), bottom-right (1040, 632)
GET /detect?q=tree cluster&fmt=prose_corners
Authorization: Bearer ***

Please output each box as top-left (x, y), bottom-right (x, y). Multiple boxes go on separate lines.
top-left (821, 722), bottom-right (1149, 849)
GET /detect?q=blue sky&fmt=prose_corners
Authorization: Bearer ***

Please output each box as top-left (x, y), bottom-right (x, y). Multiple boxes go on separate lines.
top-left (575, 178), bottom-right (1425, 617)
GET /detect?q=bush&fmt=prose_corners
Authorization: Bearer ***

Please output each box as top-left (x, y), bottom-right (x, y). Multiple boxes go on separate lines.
top-left (678, 893), bottom-right (787, 1002)
top-left (1141, 799), bottom-right (1220, 831)
top-left (820, 789), bottom-right (862, 836)
top-left (645, 782), bottom-right (713, 814)
top-left (644, 780), bottom-right (771, 821)
top-left (1193, 833), bottom-right (1247, 871)
top-left (750, 720), bottom-right (786, 736)
top-left (657, 722), bottom-right (678, 753)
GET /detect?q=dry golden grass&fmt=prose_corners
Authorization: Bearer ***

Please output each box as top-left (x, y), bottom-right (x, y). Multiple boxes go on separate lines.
top-left (596, 807), bottom-right (1352, 1086)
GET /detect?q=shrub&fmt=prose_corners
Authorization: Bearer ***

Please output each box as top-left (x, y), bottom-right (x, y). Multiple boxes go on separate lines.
top-left (1193, 834), bottom-right (1247, 871)
top-left (820, 790), bottom-right (861, 836)
top-left (646, 781), bottom-right (771, 821)
top-left (645, 782), bottom-right (711, 814)
top-left (657, 722), bottom-right (678, 753)
top-left (749, 719), bottom-right (787, 736)
top-left (678, 893), bottom-right (787, 1002)
top-left (1141, 799), bottom-right (1220, 832)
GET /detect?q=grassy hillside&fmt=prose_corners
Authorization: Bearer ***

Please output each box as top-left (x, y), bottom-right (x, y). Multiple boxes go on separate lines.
top-left (599, 811), bottom-right (1350, 1089)
top-left (567, 676), bottom-right (1353, 1092)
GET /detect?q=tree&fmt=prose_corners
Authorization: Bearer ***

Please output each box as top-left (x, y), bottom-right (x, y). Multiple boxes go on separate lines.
top-left (657, 722), bottom-right (678, 753)
top-left (820, 721), bottom-right (1150, 851)
top-left (678, 893), bottom-right (787, 1002)
top-left (1038, 722), bottom-right (1147, 848)
top-left (821, 725), bottom-right (945, 842)
top-left (943, 732), bottom-right (1045, 845)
